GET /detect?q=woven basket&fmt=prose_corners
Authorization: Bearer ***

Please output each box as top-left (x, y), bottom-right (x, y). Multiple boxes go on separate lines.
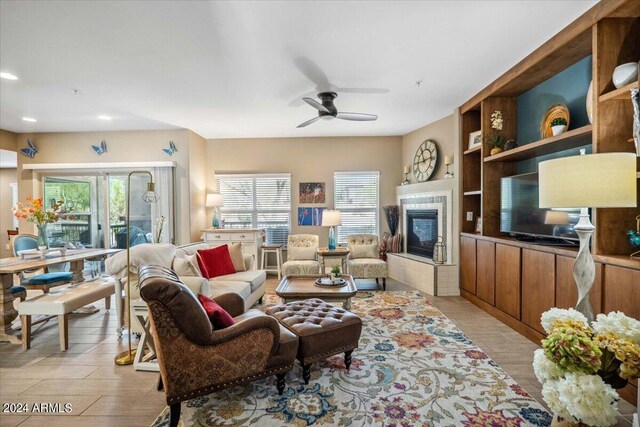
top-left (540, 104), bottom-right (570, 138)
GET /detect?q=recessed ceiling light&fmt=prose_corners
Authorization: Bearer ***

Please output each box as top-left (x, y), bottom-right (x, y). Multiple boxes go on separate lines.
top-left (22, 117), bottom-right (36, 122)
top-left (0, 72), bottom-right (18, 80)
top-left (98, 115), bottom-right (112, 121)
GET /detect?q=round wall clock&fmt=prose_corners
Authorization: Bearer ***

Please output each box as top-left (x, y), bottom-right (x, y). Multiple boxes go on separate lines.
top-left (413, 139), bottom-right (438, 182)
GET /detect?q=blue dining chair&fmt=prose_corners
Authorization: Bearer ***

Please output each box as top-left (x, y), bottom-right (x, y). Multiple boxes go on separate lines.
top-left (12, 234), bottom-right (73, 292)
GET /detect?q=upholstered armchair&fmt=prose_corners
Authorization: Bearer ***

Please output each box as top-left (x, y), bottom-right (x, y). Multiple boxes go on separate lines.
top-left (347, 234), bottom-right (387, 290)
top-left (281, 234), bottom-right (320, 276)
top-left (139, 265), bottom-right (299, 427)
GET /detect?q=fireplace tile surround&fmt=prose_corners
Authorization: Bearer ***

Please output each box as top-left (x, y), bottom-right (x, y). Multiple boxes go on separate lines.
top-left (387, 188), bottom-right (459, 296)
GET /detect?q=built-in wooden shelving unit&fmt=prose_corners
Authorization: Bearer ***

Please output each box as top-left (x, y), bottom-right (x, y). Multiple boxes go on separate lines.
top-left (598, 81), bottom-right (638, 102)
top-left (457, 0), bottom-right (639, 405)
top-left (483, 125), bottom-right (592, 163)
top-left (463, 145), bottom-right (481, 155)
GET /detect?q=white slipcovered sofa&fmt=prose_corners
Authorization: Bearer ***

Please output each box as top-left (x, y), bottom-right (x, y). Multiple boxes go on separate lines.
top-left (106, 242), bottom-right (266, 332)
top-left (281, 234), bottom-right (321, 276)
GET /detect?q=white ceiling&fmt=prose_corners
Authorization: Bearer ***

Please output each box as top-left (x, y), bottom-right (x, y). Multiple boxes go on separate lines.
top-left (0, 1), bottom-right (597, 139)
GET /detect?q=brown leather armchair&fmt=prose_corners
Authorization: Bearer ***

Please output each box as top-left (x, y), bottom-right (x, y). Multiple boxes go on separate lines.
top-left (139, 265), bottom-right (299, 427)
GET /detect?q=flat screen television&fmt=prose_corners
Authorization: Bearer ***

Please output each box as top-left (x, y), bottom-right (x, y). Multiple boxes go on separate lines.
top-left (500, 172), bottom-right (581, 243)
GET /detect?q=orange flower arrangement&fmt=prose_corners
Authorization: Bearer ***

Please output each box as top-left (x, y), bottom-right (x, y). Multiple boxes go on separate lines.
top-left (12, 196), bottom-right (68, 225)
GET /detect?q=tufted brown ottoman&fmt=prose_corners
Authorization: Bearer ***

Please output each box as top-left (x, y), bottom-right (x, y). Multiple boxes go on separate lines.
top-left (266, 298), bottom-right (362, 384)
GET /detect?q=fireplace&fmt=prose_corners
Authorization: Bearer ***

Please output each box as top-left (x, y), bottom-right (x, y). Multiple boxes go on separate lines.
top-left (406, 209), bottom-right (438, 258)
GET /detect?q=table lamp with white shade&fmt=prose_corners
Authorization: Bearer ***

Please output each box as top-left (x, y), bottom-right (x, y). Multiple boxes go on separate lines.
top-left (206, 193), bottom-right (224, 229)
top-left (539, 152), bottom-right (637, 322)
top-left (322, 210), bottom-right (342, 251)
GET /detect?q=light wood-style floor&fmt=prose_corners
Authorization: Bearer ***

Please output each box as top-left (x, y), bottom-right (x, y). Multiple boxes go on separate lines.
top-left (0, 277), bottom-right (636, 427)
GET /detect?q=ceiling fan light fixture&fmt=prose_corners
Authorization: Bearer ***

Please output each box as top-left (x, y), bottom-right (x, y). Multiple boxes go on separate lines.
top-left (296, 91), bottom-right (377, 128)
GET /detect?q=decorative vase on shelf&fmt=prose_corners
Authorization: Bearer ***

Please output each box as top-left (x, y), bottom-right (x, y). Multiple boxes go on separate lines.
top-left (503, 139), bottom-right (518, 151)
top-left (551, 125), bottom-right (567, 136)
top-left (612, 62), bottom-right (638, 89)
top-left (36, 223), bottom-right (49, 250)
top-left (490, 147), bottom-right (503, 156)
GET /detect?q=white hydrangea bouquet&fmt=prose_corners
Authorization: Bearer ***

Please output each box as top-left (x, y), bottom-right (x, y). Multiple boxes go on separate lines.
top-left (533, 308), bottom-right (640, 427)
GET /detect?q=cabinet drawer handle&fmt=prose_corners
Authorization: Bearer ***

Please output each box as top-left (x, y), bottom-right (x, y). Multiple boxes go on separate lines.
top-left (239, 235), bottom-right (246, 238)
top-left (215, 235), bottom-right (221, 238)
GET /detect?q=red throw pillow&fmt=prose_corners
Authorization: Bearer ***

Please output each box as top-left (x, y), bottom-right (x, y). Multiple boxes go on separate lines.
top-left (197, 294), bottom-right (235, 329)
top-left (196, 245), bottom-right (236, 279)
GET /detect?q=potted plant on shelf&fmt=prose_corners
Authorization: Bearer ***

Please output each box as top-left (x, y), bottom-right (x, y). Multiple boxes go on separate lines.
top-left (551, 117), bottom-right (568, 136)
top-left (533, 308), bottom-right (640, 427)
top-left (487, 110), bottom-right (505, 155)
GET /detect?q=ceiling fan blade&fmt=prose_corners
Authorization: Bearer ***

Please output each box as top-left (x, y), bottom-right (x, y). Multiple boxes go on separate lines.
top-left (336, 112), bottom-right (378, 121)
top-left (296, 116), bottom-right (321, 128)
top-left (303, 97), bottom-right (329, 113)
top-left (294, 57), bottom-right (331, 91)
top-left (337, 87), bottom-right (390, 95)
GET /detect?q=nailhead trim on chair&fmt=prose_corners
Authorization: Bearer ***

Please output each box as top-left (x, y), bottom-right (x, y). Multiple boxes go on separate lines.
top-left (166, 363), bottom-right (295, 405)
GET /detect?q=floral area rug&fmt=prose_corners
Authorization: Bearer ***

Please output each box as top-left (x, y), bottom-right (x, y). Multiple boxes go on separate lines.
top-left (151, 291), bottom-right (551, 426)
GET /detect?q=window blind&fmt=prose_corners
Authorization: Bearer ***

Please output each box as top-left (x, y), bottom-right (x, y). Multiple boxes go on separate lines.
top-left (216, 174), bottom-right (291, 245)
top-left (334, 171), bottom-right (380, 244)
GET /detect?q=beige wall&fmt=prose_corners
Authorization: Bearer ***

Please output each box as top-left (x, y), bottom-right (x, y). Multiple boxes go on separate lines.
top-left (402, 114), bottom-right (457, 184)
top-left (0, 168), bottom-right (17, 258)
top-left (400, 111), bottom-right (461, 265)
top-left (14, 129), bottom-right (203, 245)
top-left (188, 131), bottom-right (207, 242)
top-left (1, 129), bottom-right (18, 151)
top-left (0, 130), bottom-right (18, 258)
top-left (206, 136), bottom-right (403, 247)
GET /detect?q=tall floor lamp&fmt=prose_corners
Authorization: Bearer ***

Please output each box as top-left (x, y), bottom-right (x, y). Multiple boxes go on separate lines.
top-left (115, 171), bottom-right (159, 366)
top-left (538, 152), bottom-right (636, 322)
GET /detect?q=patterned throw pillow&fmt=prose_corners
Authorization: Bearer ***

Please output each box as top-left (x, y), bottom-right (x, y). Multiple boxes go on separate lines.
top-left (350, 243), bottom-right (379, 259)
top-left (288, 245), bottom-right (317, 260)
top-left (390, 234), bottom-right (402, 253)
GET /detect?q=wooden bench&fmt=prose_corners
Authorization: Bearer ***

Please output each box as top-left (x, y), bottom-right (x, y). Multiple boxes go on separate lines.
top-left (18, 277), bottom-right (116, 351)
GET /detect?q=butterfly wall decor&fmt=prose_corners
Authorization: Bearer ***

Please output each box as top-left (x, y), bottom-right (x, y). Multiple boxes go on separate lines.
top-left (92, 140), bottom-right (107, 155)
top-left (163, 141), bottom-right (177, 156)
top-left (20, 139), bottom-right (38, 158)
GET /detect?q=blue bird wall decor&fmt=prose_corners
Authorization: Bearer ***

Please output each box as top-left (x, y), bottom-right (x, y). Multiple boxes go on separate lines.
top-left (163, 141), bottom-right (177, 156)
top-left (20, 139), bottom-right (38, 158)
top-left (92, 140), bottom-right (107, 155)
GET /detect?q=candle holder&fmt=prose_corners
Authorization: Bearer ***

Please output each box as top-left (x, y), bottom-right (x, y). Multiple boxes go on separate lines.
top-left (444, 164), bottom-right (454, 179)
top-left (401, 166), bottom-right (411, 185)
top-left (401, 171), bottom-right (410, 185)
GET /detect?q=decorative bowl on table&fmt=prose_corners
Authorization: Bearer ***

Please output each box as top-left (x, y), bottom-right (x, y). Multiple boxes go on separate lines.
top-left (314, 277), bottom-right (347, 287)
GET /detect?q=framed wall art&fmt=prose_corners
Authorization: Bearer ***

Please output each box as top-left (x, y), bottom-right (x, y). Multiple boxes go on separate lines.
top-left (299, 182), bottom-right (326, 203)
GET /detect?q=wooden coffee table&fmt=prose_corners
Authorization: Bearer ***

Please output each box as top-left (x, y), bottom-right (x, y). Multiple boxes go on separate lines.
top-left (275, 275), bottom-right (358, 309)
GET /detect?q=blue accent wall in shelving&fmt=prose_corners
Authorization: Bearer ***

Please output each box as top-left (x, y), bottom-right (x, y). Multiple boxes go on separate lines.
top-left (516, 56), bottom-right (592, 146)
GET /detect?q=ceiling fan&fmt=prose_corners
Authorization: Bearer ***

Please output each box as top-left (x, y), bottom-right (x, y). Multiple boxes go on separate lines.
top-left (297, 92), bottom-right (378, 128)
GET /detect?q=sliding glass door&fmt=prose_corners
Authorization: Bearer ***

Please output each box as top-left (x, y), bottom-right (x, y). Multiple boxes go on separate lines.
top-left (41, 169), bottom-right (171, 249)
top-left (43, 176), bottom-right (98, 248)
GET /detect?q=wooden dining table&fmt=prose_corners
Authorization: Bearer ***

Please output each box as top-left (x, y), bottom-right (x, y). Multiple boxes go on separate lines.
top-left (0, 248), bottom-right (120, 344)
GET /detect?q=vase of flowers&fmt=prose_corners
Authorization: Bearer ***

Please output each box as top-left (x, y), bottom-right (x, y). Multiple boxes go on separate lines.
top-left (13, 197), bottom-right (68, 250)
top-left (533, 308), bottom-right (640, 427)
top-left (551, 117), bottom-right (568, 136)
top-left (487, 110), bottom-right (505, 155)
